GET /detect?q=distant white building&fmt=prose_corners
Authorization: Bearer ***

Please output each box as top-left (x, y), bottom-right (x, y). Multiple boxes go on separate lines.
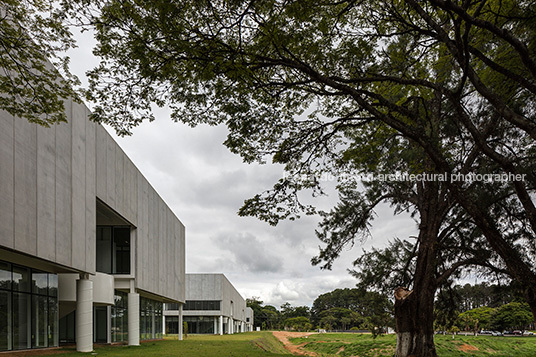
top-left (164, 274), bottom-right (253, 334)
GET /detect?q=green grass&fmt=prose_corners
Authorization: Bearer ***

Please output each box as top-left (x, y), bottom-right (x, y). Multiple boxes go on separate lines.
top-left (55, 332), bottom-right (291, 357)
top-left (39, 332), bottom-right (536, 356)
top-left (290, 333), bottom-right (536, 356)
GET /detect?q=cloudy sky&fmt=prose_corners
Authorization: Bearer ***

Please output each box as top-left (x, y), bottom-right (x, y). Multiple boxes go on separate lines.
top-left (69, 31), bottom-right (418, 308)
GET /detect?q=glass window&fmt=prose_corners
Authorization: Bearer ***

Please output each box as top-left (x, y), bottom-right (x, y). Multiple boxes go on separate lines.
top-left (97, 227), bottom-right (131, 275)
top-left (140, 297), bottom-right (164, 340)
top-left (12, 266), bottom-right (30, 292)
top-left (139, 309), bottom-right (145, 340)
top-left (0, 262), bottom-right (58, 351)
top-left (48, 298), bottom-right (58, 347)
top-left (32, 295), bottom-right (48, 348)
top-left (96, 227), bottom-right (112, 274)
top-left (184, 300), bottom-right (220, 311)
top-left (114, 291), bottom-right (127, 309)
top-left (32, 272), bottom-right (48, 295)
top-left (48, 274), bottom-right (58, 297)
top-left (165, 303), bottom-right (179, 311)
top-left (0, 290), bottom-right (11, 351)
top-left (111, 291), bottom-right (128, 343)
top-left (165, 316), bottom-right (178, 334)
top-left (114, 227), bottom-right (130, 274)
top-left (121, 307), bottom-right (128, 341)
top-left (13, 292), bottom-right (31, 350)
top-left (111, 308), bottom-right (119, 343)
top-left (0, 262), bottom-right (11, 290)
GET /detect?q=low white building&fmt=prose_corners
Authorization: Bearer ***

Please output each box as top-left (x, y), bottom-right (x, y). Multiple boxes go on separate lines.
top-left (164, 274), bottom-right (253, 335)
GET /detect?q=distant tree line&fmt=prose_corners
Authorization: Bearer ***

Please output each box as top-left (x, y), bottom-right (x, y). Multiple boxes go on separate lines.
top-left (247, 288), bottom-right (392, 335)
top-left (248, 283), bottom-right (535, 335)
top-left (435, 282), bottom-right (534, 333)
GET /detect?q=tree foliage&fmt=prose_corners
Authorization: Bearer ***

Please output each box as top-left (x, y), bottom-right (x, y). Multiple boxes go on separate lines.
top-left (311, 288), bottom-right (393, 332)
top-left (490, 302), bottom-right (533, 331)
top-left (247, 297), bottom-right (281, 330)
top-left (1, 0), bottom-right (79, 125)
top-left (283, 316), bottom-right (312, 331)
top-left (69, 0), bottom-right (536, 297)
top-left (458, 306), bottom-right (495, 332)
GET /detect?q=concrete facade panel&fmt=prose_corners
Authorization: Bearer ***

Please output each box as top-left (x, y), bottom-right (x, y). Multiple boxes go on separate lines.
top-left (106, 133), bottom-right (116, 207)
top-left (95, 126), bottom-right (107, 199)
top-left (14, 117), bottom-right (37, 255)
top-left (114, 147), bottom-right (124, 216)
top-left (55, 108), bottom-right (73, 267)
top-left (71, 100), bottom-right (87, 271)
top-left (136, 177), bottom-right (148, 291)
top-left (179, 224), bottom-right (186, 301)
top-left (36, 123), bottom-right (57, 261)
top-left (159, 200), bottom-right (165, 290)
top-left (85, 109), bottom-right (96, 273)
top-left (0, 112), bottom-right (14, 249)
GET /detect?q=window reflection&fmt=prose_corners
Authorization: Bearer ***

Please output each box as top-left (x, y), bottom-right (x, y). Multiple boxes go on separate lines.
top-left (96, 226), bottom-right (131, 274)
top-left (184, 300), bottom-right (221, 311)
top-left (0, 261), bottom-right (58, 352)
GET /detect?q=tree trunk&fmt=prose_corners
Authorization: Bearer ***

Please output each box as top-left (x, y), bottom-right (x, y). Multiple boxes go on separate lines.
top-left (394, 180), bottom-right (443, 357)
top-left (395, 290), bottom-right (436, 356)
top-left (394, 267), bottom-right (438, 356)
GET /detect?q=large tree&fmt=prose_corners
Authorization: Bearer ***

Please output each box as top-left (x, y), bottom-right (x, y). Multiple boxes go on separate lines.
top-left (59, 0), bottom-right (536, 355)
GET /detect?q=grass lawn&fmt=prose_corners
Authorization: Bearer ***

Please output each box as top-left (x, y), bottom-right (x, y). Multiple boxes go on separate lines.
top-left (53, 332), bottom-right (291, 357)
top-left (24, 332), bottom-right (536, 356)
top-left (290, 333), bottom-right (536, 356)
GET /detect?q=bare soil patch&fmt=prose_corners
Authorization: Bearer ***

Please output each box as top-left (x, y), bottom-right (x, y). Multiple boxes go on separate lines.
top-left (272, 331), bottom-right (317, 356)
top-left (458, 343), bottom-right (479, 352)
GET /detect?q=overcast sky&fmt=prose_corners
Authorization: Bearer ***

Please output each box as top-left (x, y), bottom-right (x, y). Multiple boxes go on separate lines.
top-left (69, 30), bottom-right (418, 308)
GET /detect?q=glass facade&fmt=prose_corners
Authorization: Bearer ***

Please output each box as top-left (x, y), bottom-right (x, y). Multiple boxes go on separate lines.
top-left (0, 261), bottom-right (58, 351)
top-left (109, 292), bottom-right (167, 342)
top-left (96, 226), bottom-right (131, 275)
top-left (59, 311), bottom-right (75, 343)
top-left (165, 302), bottom-right (179, 310)
top-left (111, 291), bottom-right (128, 343)
top-left (184, 300), bottom-right (221, 311)
top-left (140, 297), bottom-right (163, 340)
top-left (184, 316), bottom-right (215, 334)
top-left (165, 316), bottom-right (179, 334)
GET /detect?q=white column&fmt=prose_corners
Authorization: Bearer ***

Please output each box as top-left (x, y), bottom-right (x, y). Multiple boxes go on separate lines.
top-left (214, 317), bottom-right (218, 334)
top-left (163, 314), bottom-right (166, 335)
top-left (178, 303), bottom-right (183, 341)
top-left (128, 292), bottom-right (140, 346)
top-left (76, 274), bottom-right (93, 352)
top-left (219, 316), bottom-right (223, 335)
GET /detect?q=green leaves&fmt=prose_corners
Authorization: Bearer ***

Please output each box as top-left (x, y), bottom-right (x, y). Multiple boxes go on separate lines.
top-left (0, 0), bottom-right (79, 125)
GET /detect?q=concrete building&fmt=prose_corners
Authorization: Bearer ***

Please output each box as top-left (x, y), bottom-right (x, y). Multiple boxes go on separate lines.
top-left (0, 98), bottom-right (185, 352)
top-left (164, 274), bottom-right (253, 335)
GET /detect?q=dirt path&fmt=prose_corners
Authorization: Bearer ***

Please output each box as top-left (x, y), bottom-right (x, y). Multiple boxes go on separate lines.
top-left (272, 331), bottom-right (318, 356)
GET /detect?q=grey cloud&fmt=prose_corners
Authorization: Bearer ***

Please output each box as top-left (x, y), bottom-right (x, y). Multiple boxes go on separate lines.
top-left (213, 232), bottom-right (284, 273)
